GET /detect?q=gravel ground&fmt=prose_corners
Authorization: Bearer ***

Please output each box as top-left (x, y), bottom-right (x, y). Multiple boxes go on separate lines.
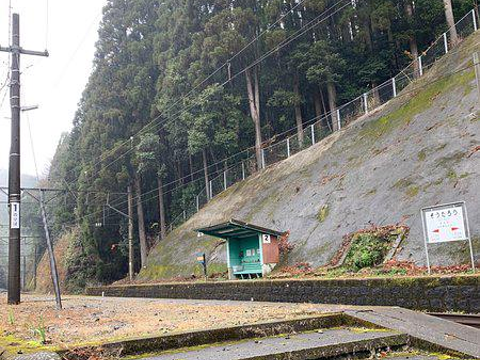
top-left (0, 294), bottom-right (334, 347)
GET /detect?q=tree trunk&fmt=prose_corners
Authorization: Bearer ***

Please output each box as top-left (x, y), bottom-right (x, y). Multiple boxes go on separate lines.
top-left (293, 72), bottom-right (304, 146)
top-left (203, 149), bottom-right (210, 199)
top-left (134, 174), bottom-right (148, 268)
top-left (157, 176), bottom-right (166, 241)
top-left (371, 81), bottom-right (380, 107)
top-left (405, 1), bottom-right (420, 78)
top-left (443, 0), bottom-right (459, 45)
top-left (319, 87), bottom-right (332, 132)
top-left (245, 67), bottom-right (263, 170)
top-left (409, 36), bottom-right (420, 78)
top-left (313, 88), bottom-right (323, 119)
top-left (327, 82), bottom-right (339, 131)
top-left (189, 154), bottom-right (194, 181)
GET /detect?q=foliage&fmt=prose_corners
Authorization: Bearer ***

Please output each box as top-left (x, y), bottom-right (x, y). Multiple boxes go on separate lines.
top-left (344, 233), bottom-right (390, 271)
top-left (8, 309), bottom-right (15, 325)
top-left (277, 231), bottom-right (294, 254)
top-left (342, 224), bottom-right (409, 271)
top-left (30, 316), bottom-right (47, 344)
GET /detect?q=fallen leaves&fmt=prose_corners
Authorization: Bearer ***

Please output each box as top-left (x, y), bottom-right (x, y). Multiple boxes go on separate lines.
top-left (466, 145), bottom-right (480, 158)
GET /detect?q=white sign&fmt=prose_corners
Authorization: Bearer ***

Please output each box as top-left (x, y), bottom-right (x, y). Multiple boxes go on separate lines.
top-left (10, 202), bottom-right (20, 229)
top-left (424, 205), bottom-right (466, 244)
top-left (262, 234), bottom-right (271, 244)
top-left (421, 201), bottom-right (475, 273)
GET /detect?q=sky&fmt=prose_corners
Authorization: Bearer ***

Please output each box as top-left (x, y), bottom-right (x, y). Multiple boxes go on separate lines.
top-left (0, 0), bottom-right (106, 178)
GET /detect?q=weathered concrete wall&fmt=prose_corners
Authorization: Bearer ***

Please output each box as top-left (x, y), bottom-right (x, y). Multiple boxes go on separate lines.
top-left (87, 275), bottom-right (480, 313)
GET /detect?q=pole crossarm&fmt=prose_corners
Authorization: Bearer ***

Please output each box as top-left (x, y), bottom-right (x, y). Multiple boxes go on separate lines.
top-left (106, 203), bottom-right (131, 220)
top-left (0, 45), bottom-right (48, 57)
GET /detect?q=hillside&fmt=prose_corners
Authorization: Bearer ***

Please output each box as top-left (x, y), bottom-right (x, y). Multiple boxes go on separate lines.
top-left (140, 32), bottom-right (480, 280)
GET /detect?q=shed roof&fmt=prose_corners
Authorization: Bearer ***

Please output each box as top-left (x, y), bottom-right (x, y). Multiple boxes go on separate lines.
top-left (195, 219), bottom-right (285, 240)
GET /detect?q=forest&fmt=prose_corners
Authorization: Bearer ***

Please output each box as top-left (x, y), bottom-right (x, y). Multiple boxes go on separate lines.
top-left (41, 0), bottom-right (476, 289)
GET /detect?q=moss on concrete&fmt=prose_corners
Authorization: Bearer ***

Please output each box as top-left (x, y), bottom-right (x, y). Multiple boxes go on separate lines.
top-left (317, 205), bottom-right (330, 223)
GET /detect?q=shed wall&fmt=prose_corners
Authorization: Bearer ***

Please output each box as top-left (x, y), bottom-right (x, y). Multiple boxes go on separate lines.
top-left (262, 235), bottom-right (280, 264)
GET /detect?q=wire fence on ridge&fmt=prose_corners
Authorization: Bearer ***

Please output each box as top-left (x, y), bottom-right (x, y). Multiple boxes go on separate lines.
top-left (162, 9), bottom-right (479, 234)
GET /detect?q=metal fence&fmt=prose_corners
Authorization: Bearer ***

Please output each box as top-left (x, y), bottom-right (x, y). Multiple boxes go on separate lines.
top-left (166, 9), bottom-right (479, 233)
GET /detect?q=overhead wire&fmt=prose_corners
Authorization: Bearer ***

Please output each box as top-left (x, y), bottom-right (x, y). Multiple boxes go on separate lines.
top-left (88, 0), bottom-right (350, 205)
top-left (83, 58), bottom-right (480, 226)
top-left (64, 0), bottom-right (354, 224)
top-left (68, 0), bottom-right (351, 224)
top-left (66, 0), bottom-right (350, 208)
top-left (64, 0), bottom-right (319, 187)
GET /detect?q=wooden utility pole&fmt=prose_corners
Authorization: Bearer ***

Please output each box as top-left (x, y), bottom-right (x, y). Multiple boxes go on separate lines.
top-left (40, 190), bottom-right (62, 310)
top-left (0, 13), bottom-right (48, 305)
top-left (127, 185), bottom-right (134, 281)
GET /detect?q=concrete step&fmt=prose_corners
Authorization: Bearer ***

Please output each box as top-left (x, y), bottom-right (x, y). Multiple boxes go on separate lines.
top-left (143, 328), bottom-right (407, 360)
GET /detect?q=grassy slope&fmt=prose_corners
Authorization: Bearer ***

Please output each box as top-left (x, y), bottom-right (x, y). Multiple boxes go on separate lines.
top-left (140, 32), bottom-right (480, 280)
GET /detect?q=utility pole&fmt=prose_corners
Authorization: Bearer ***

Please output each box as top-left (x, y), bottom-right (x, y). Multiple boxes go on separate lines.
top-left (0, 13), bottom-right (48, 305)
top-left (105, 189), bottom-right (135, 281)
top-left (127, 185), bottom-right (134, 282)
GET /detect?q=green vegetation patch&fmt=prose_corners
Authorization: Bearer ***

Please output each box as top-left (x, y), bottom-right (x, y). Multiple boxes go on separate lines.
top-left (344, 233), bottom-right (390, 271)
top-left (342, 226), bottom-right (406, 272)
top-left (359, 69), bottom-right (476, 143)
top-left (317, 205), bottom-right (330, 223)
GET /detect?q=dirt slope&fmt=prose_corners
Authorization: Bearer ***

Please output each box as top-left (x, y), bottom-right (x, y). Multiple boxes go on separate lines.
top-left (140, 33), bottom-right (480, 280)
top-left (35, 230), bottom-right (75, 293)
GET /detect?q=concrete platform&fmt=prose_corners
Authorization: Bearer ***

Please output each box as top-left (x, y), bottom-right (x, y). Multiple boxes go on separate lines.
top-left (345, 307), bottom-right (480, 357)
top-left (144, 329), bottom-right (407, 360)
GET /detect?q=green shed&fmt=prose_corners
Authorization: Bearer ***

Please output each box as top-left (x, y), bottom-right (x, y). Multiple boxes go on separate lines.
top-left (196, 219), bottom-right (285, 280)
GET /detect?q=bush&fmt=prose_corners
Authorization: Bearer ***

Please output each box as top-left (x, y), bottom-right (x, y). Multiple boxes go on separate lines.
top-left (344, 233), bottom-right (390, 271)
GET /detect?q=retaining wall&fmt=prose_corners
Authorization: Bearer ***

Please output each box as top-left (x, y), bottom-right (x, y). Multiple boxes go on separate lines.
top-left (86, 275), bottom-right (480, 313)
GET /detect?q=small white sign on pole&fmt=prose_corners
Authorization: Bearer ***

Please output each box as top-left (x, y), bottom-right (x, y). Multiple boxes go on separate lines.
top-left (421, 201), bottom-right (475, 273)
top-left (10, 202), bottom-right (20, 229)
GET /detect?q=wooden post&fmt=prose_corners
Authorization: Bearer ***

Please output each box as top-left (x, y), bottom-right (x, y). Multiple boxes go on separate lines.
top-left (21, 255), bottom-right (26, 290)
top-left (32, 245), bottom-right (37, 290)
top-left (474, 52), bottom-right (480, 105)
top-left (127, 185), bottom-right (134, 282)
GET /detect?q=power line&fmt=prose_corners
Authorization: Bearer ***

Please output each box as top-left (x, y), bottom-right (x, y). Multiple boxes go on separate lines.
top-left (55, 0), bottom-right (362, 225)
top-left (58, 0), bottom-right (353, 229)
top-left (64, 0), bottom-right (335, 188)
top-left (75, 0), bottom-right (351, 215)
top-left (83, 58), bottom-right (480, 227)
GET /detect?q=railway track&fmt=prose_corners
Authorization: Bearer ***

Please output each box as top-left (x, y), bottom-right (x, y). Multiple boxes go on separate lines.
top-left (428, 312), bottom-right (480, 329)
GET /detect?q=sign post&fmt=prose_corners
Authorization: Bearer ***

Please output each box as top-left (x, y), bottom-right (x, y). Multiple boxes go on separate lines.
top-left (196, 253), bottom-right (207, 281)
top-left (421, 201), bottom-right (475, 274)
